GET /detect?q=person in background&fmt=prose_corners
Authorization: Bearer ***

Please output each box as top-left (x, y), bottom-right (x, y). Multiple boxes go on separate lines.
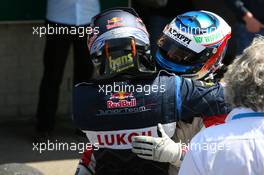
top-left (132, 0), bottom-right (194, 57)
top-left (225, 0), bottom-right (264, 55)
top-left (179, 36), bottom-right (264, 175)
top-left (35, 0), bottom-right (100, 139)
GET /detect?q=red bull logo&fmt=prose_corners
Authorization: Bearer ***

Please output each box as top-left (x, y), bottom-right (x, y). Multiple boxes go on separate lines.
top-left (107, 17), bottom-right (123, 24)
top-left (107, 92), bottom-right (137, 109)
top-left (106, 17), bottom-right (124, 29)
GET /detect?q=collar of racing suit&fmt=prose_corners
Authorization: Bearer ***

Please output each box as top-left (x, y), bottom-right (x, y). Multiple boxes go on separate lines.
top-left (225, 107), bottom-right (264, 122)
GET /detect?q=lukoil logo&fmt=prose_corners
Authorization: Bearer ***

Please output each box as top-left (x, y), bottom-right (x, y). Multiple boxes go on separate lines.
top-left (97, 130), bottom-right (152, 146)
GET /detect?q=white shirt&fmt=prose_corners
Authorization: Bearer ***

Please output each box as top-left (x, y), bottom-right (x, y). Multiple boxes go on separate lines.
top-left (46, 0), bottom-right (100, 26)
top-left (179, 107), bottom-right (264, 175)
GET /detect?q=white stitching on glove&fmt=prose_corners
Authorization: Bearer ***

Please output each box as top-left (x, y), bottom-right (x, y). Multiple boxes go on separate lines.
top-left (131, 123), bottom-right (182, 166)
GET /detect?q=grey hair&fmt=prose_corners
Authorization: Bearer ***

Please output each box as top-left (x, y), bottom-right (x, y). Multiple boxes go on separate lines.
top-left (223, 36), bottom-right (264, 112)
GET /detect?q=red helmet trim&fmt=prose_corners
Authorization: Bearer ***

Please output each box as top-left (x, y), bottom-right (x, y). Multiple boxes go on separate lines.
top-left (196, 33), bottom-right (231, 79)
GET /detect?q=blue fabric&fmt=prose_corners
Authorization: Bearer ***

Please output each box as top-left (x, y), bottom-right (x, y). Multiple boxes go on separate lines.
top-left (73, 73), bottom-right (176, 130)
top-left (73, 73), bottom-right (230, 128)
top-left (179, 80), bottom-right (230, 122)
top-left (46, 0), bottom-right (100, 26)
top-left (232, 112), bottom-right (264, 120)
top-left (175, 76), bottom-right (182, 119)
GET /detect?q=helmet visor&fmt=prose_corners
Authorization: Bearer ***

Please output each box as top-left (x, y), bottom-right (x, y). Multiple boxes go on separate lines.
top-left (157, 34), bottom-right (212, 66)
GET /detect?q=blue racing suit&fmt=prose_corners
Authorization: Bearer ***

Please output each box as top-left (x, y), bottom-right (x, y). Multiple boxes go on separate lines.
top-left (73, 71), bottom-right (230, 175)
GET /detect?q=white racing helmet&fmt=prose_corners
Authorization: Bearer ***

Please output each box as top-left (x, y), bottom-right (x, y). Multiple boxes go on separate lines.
top-left (156, 11), bottom-right (231, 80)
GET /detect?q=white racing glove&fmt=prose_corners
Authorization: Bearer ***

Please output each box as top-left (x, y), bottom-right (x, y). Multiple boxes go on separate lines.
top-left (132, 123), bottom-right (182, 166)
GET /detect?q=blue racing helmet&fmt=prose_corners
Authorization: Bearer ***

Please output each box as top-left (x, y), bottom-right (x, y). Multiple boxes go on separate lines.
top-left (156, 11), bottom-right (231, 80)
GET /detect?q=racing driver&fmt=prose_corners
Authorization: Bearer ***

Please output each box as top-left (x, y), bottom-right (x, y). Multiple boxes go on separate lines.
top-left (131, 10), bottom-right (232, 174)
top-left (73, 8), bottom-right (231, 175)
